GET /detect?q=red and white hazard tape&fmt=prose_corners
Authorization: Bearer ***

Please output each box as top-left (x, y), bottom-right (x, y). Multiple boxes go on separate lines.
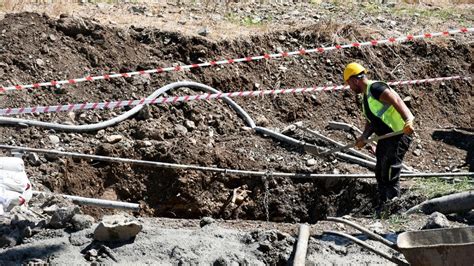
top-left (0, 28), bottom-right (472, 93)
top-left (0, 76), bottom-right (466, 116)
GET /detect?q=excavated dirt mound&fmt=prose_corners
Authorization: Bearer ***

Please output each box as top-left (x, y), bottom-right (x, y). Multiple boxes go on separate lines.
top-left (0, 13), bottom-right (472, 222)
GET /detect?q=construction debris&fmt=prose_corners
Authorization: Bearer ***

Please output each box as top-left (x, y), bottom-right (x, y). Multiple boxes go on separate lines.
top-left (93, 214), bottom-right (143, 242)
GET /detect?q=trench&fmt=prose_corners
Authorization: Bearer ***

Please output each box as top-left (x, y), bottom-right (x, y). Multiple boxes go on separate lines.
top-left (0, 13), bottom-right (472, 223)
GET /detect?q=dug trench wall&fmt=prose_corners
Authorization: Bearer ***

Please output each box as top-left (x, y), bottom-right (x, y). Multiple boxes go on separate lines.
top-left (0, 13), bottom-right (472, 222)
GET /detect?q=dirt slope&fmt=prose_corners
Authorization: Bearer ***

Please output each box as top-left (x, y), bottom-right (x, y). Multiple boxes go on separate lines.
top-left (0, 12), bottom-right (472, 223)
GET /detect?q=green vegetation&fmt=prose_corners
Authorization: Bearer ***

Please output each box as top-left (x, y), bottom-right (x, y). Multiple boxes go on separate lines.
top-left (386, 214), bottom-right (409, 232)
top-left (392, 6), bottom-right (458, 20)
top-left (241, 16), bottom-right (263, 26)
top-left (225, 13), bottom-right (270, 27)
top-left (412, 177), bottom-right (472, 199)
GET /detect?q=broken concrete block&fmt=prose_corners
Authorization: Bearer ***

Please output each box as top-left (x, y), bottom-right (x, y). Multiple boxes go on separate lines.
top-left (93, 215), bottom-right (142, 242)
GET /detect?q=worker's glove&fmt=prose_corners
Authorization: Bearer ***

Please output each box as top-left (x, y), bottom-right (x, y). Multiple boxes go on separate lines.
top-left (355, 136), bottom-right (366, 149)
top-left (403, 118), bottom-right (415, 135)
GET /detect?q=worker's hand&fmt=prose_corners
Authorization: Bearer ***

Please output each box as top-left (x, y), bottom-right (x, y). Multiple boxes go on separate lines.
top-left (368, 144), bottom-right (376, 155)
top-left (403, 118), bottom-right (415, 135)
top-left (355, 136), bottom-right (366, 149)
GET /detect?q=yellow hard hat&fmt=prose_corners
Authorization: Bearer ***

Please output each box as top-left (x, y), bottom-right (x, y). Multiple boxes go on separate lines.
top-left (343, 62), bottom-right (367, 82)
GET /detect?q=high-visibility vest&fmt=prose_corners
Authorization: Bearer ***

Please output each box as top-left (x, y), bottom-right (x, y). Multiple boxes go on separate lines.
top-left (362, 81), bottom-right (405, 132)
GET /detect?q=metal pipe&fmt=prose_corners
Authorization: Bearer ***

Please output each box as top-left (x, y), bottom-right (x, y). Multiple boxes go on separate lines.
top-left (256, 127), bottom-right (378, 170)
top-left (328, 121), bottom-right (363, 134)
top-left (299, 126), bottom-right (376, 163)
top-left (324, 231), bottom-right (409, 265)
top-left (1, 144), bottom-right (473, 179)
top-left (33, 191), bottom-right (140, 211)
top-left (326, 217), bottom-right (398, 250)
top-left (293, 224), bottom-right (310, 266)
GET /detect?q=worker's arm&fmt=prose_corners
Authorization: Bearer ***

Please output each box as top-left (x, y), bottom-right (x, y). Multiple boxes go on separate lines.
top-left (379, 88), bottom-right (415, 134)
top-left (355, 121), bottom-right (374, 148)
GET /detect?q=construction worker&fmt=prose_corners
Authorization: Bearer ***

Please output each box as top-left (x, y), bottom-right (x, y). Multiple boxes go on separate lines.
top-left (343, 62), bottom-right (414, 211)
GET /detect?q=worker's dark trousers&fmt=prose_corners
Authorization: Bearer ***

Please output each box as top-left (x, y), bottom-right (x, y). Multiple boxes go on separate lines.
top-left (375, 134), bottom-right (412, 203)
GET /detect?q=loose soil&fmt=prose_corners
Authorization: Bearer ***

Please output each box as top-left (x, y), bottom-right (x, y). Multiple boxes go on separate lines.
top-left (0, 0), bottom-right (474, 222)
top-left (0, 7), bottom-right (472, 222)
top-left (0, 2), bottom-right (472, 264)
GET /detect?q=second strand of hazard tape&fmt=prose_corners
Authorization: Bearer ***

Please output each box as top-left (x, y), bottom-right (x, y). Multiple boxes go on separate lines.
top-left (0, 76), bottom-right (465, 116)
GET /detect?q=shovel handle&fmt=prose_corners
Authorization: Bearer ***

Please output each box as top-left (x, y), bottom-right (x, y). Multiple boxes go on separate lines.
top-left (320, 130), bottom-right (404, 155)
top-left (365, 130), bottom-right (404, 143)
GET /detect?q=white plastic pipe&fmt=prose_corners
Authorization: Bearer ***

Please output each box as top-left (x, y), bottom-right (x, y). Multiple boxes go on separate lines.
top-left (33, 191), bottom-right (140, 211)
top-left (293, 224), bottom-right (310, 266)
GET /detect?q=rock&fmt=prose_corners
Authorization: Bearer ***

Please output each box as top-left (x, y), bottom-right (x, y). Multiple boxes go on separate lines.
top-left (56, 16), bottom-right (93, 37)
top-left (422, 212), bottom-right (450, 229)
top-left (93, 215), bottom-right (142, 242)
top-left (0, 233), bottom-right (18, 248)
top-left (43, 204), bottom-right (59, 214)
top-left (48, 135), bottom-right (60, 145)
top-left (131, 74), bottom-right (150, 86)
top-left (99, 245), bottom-right (119, 262)
top-left (369, 221), bottom-right (385, 234)
top-left (21, 226), bottom-right (32, 238)
top-left (255, 115), bottom-right (269, 127)
top-left (200, 217), bottom-right (215, 227)
top-left (96, 3), bottom-right (111, 10)
top-left (289, 10), bottom-right (300, 16)
top-left (49, 206), bottom-right (80, 229)
top-left (413, 149), bottom-right (422, 156)
top-left (71, 214), bottom-right (95, 231)
top-left (258, 243), bottom-right (271, 252)
top-left (136, 105), bottom-right (151, 120)
top-left (27, 153), bottom-right (41, 166)
top-left (198, 27), bottom-right (209, 36)
top-left (67, 112), bottom-right (76, 122)
top-left (174, 124), bottom-right (188, 135)
top-left (184, 120), bottom-right (196, 130)
top-left (69, 229), bottom-right (93, 246)
top-left (86, 248), bottom-right (99, 260)
top-left (306, 159), bottom-right (317, 166)
top-left (35, 59), bottom-right (44, 66)
top-left (213, 257), bottom-right (228, 266)
top-left (106, 135), bottom-right (123, 144)
top-left (49, 34), bottom-right (57, 41)
top-left (44, 153), bottom-right (59, 162)
top-left (251, 16), bottom-right (262, 24)
top-left (128, 5), bottom-right (148, 14)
